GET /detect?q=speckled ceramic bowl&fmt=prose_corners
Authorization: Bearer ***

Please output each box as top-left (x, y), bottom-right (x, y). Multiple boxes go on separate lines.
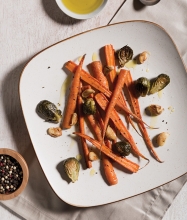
top-left (0, 148), bottom-right (29, 200)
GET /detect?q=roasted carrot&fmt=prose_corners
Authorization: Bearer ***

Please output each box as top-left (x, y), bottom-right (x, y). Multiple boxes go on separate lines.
top-left (88, 63), bottom-right (118, 185)
top-left (104, 44), bottom-right (116, 87)
top-left (90, 61), bottom-right (109, 89)
top-left (125, 71), bottom-right (162, 162)
top-left (86, 114), bottom-right (102, 141)
top-left (77, 88), bottom-right (92, 168)
top-left (95, 92), bottom-right (148, 160)
top-left (102, 69), bottom-right (128, 143)
top-left (86, 113), bottom-right (118, 185)
top-left (95, 111), bottom-right (118, 185)
top-left (73, 132), bottom-right (139, 173)
top-left (81, 85), bottom-right (92, 91)
top-left (65, 61), bottom-right (149, 126)
top-left (102, 140), bottom-right (118, 185)
top-left (66, 60), bottom-right (110, 96)
top-left (62, 55), bottom-right (86, 129)
top-left (104, 44), bottom-right (140, 135)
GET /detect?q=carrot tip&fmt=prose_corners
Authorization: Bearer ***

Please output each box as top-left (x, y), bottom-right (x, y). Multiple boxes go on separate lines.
top-left (139, 159), bottom-right (150, 170)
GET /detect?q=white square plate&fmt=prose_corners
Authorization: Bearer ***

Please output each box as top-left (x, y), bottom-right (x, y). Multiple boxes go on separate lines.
top-left (19, 21), bottom-right (187, 207)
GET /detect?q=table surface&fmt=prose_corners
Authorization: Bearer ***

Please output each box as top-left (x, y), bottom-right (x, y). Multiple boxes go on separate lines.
top-left (0, 0), bottom-right (187, 219)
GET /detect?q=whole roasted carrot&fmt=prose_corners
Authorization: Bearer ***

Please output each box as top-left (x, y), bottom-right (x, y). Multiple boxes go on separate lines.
top-left (104, 44), bottom-right (116, 86)
top-left (102, 69), bottom-right (128, 143)
top-left (90, 61), bottom-right (109, 89)
top-left (62, 55), bottom-right (86, 129)
top-left (104, 44), bottom-right (139, 135)
top-left (86, 113), bottom-right (118, 185)
top-left (88, 63), bottom-right (118, 185)
top-left (125, 71), bottom-right (162, 162)
top-left (77, 85), bottom-right (92, 169)
top-left (96, 112), bottom-right (118, 185)
top-left (95, 93), bottom-right (148, 161)
top-left (73, 132), bottom-right (139, 173)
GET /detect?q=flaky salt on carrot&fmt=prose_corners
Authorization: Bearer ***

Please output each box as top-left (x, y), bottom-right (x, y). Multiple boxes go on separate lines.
top-left (62, 55), bottom-right (86, 129)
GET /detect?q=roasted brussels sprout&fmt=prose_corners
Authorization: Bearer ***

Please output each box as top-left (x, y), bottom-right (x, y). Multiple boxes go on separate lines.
top-left (82, 98), bottom-right (96, 115)
top-left (113, 141), bottom-right (131, 156)
top-left (116, 45), bottom-right (133, 67)
top-left (36, 100), bottom-right (62, 123)
top-left (135, 77), bottom-right (150, 97)
top-left (149, 74), bottom-right (170, 94)
top-left (63, 157), bottom-right (80, 183)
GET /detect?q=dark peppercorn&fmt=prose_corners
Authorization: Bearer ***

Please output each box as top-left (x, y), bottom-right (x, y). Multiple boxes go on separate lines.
top-left (0, 155), bottom-right (23, 194)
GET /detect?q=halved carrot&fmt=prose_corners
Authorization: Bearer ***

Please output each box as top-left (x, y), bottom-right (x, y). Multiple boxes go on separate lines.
top-left (102, 69), bottom-right (128, 143)
top-left (62, 55), bottom-right (86, 129)
top-left (89, 61), bottom-right (109, 89)
top-left (95, 92), bottom-right (148, 160)
top-left (73, 132), bottom-right (139, 173)
top-left (125, 71), bottom-right (162, 162)
top-left (65, 61), bottom-right (149, 127)
top-left (77, 89), bottom-right (92, 169)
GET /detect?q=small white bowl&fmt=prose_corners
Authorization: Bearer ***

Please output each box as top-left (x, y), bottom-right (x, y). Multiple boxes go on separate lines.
top-left (55, 0), bottom-right (108, 20)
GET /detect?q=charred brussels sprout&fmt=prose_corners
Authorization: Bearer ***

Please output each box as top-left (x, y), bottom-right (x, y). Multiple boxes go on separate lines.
top-left (63, 157), bottom-right (80, 183)
top-left (135, 77), bottom-right (150, 97)
top-left (116, 45), bottom-right (133, 67)
top-left (149, 74), bottom-right (170, 94)
top-left (113, 141), bottom-right (132, 157)
top-left (82, 98), bottom-right (96, 115)
top-left (36, 100), bottom-right (62, 123)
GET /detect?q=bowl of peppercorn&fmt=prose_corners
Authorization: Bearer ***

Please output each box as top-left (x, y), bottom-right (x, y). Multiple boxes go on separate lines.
top-left (0, 148), bottom-right (29, 200)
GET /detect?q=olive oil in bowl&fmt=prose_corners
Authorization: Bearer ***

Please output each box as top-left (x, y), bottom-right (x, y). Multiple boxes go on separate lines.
top-left (55, 0), bottom-right (107, 19)
top-left (62, 0), bottom-right (104, 14)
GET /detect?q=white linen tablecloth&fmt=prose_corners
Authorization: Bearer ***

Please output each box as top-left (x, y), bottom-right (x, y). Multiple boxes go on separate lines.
top-left (1, 0), bottom-right (187, 219)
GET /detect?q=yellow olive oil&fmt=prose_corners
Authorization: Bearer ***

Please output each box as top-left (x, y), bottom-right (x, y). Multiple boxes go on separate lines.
top-left (58, 74), bottom-right (72, 106)
top-left (90, 168), bottom-right (96, 176)
top-left (62, 0), bottom-right (104, 14)
top-left (125, 59), bottom-right (137, 69)
top-left (92, 52), bottom-right (98, 61)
